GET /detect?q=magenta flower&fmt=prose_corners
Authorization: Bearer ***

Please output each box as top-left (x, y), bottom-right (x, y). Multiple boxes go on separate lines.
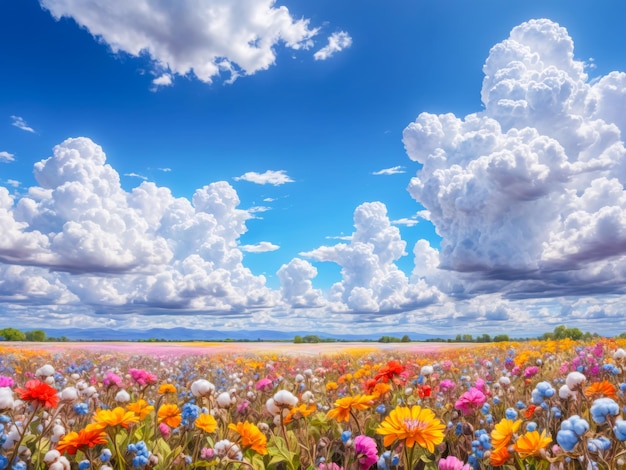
top-left (103, 371), bottom-right (123, 388)
top-left (354, 435), bottom-right (377, 470)
top-left (439, 379), bottom-right (456, 391)
top-left (454, 387), bottom-right (486, 415)
top-left (438, 456), bottom-right (471, 470)
top-left (0, 376), bottom-right (14, 388)
top-left (319, 464), bottom-right (343, 470)
top-left (128, 368), bottom-right (157, 386)
top-left (255, 378), bottom-right (273, 392)
top-left (159, 422), bottom-right (171, 439)
top-left (523, 366), bottom-right (539, 378)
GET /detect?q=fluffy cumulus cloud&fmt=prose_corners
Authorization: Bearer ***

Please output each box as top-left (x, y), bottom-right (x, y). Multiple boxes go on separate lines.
top-left (0, 151), bottom-right (15, 162)
top-left (0, 137), bottom-right (279, 320)
top-left (301, 201), bottom-right (442, 314)
top-left (403, 18), bottom-right (626, 302)
top-left (39, 0), bottom-right (342, 84)
top-left (314, 31), bottom-right (352, 61)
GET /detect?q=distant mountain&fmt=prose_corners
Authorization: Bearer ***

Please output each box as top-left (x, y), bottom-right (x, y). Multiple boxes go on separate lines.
top-left (31, 327), bottom-right (450, 342)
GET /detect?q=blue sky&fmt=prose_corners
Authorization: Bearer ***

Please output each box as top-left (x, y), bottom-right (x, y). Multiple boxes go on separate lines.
top-left (2, 0), bottom-right (626, 337)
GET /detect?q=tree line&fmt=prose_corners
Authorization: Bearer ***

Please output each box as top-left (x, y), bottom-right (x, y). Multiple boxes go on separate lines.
top-left (0, 328), bottom-right (68, 342)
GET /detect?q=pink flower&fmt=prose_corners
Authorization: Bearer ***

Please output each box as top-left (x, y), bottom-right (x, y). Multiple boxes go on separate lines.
top-left (128, 369), bottom-right (157, 386)
top-left (103, 371), bottom-right (123, 388)
top-left (159, 422), bottom-right (171, 439)
top-left (438, 456), bottom-right (471, 470)
top-left (354, 435), bottom-right (377, 470)
top-left (255, 378), bottom-right (273, 392)
top-left (0, 376), bottom-right (14, 388)
top-left (454, 387), bottom-right (486, 415)
top-left (319, 464), bottom-right (343, 470)
top-left (439, 379), bottom-right (456, 391)
top-left (523, 366), bottom-right (539, 378)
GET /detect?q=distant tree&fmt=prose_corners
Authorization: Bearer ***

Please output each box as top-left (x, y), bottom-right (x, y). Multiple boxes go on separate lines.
top-left (462, 334), bottom-right (473, 342)
top-left (294, 335), bottom-right (303, 344)
top-left (477, 333), bottom-right (491, 343)
top-left (303, 335), bottom-right (320, 343)
top-left (493, 334), bottom-right (510, 342)
top-left (401, 335), bottom-right (411, 343)
top-left (0, 328), bottom-right (26, 341)
top-left (25, 330), bottom-right (46, 342)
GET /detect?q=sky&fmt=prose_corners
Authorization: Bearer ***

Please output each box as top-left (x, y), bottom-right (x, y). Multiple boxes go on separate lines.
top-left (2, 0), bottom-right (626, 338)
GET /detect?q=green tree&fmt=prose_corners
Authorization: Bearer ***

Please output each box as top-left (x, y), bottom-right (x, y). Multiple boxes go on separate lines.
top-left (25, 329), bottom-right (46, 342)
top-left (401, 335), bottom-right (411, 343)
top-left (0, 328), bottom-right (26, 341)
top-left (493, 334), bottom-right (510, 342)
top-left (293, 335), bottom-right (303, 344)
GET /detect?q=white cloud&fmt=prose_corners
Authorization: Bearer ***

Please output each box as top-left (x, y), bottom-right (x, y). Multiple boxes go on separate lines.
top-left (240, 241), bottom-right (279, 253)
top-left (314, 31), bottom-right (352, 61)
top-left (152, 73), bottom-right (173, 89)
top-left (10, 116), bottom-right (35, 133)
top-left (234, 170), bottom-right (294, 185)
top-left (372, 166), bottom-right (405, 176)
top-left (302, 201), bottom-right (442, 313)
top-left (391, 217), bottom-right (418, 227)
top-left (0, 151), bottom-right (15, 162)
top-left (124, 172), bottom-right (147, 180)
top-left (403, 18), bottom-right (626, 300)
top-left (158, 167), bottom-right (172, 172)
top-left (40, 0), bottom-right (321, 84)
top-left (247, 206), bottom-right (271, 213)
top-left (277, 258), bottom-right (325, 308)
top-left (6, 180), bottom-right (20, 188)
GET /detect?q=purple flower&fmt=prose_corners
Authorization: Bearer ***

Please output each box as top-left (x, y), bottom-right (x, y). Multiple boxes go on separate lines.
top-left (354, 435), bottom-right (377, 470)
top-left (0, 376), bottom-right (14, 388)
top-left (438, 456), bottom-right (471, 470)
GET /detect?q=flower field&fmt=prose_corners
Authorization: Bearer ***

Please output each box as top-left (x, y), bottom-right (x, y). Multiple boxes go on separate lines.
top-left (2, 339), bottom-right (626, 469)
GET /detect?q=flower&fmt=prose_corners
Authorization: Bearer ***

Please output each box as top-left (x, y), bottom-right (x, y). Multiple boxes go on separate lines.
top-left (93, 407), bottom-right (140, 429)
top-left (190, 379), bottom-right (215, 397)
top-left (438, 456), bottom-right (471, 470)
top-left (126, 399), bottom-right (154, 420)
top-left (128, 369), bottom-right (157, 386)
top-left (614, 419), bottom-right (626, 441)
top-left (15, 379), bottom-right (59, 408)
top-left (374, 360), bottom-right (405, 383)
top-left (158, 403), bottom-right (182, 428)
top-left (454, 387), bottom-right (486, 415)
top-left (284, 403), bottom-right (316, 423)
top-left (590, 397), bottom-right (620, 424)
top-left (157, 383), bottom-right (176, 394)
top-left (354, 435), bottom-right (378, 470)
top-left (376, 405), bottom-right (445, 453)
top-left (0, 376), bottom-right (15, 388)
top-left (255, 378), bottom-right (273, 392)
top-left (491, 419), bottom-right (522, 450)
top-left (565, 371), bottom-right (586, 390)
top-left (489, 445), bottom-right (511, 467)
top-left (326, 394), bottom-right (374, 422)
top-left (57, 423), bottom-right (108, 455)
top-left (228, 421), bottom-right (268, 455)
top-left (513, 429), bottom-right (552, 458)
top-left (195, 413), bottom-right (217, 433)
top-left (584, 380), bottom-right (618, 400)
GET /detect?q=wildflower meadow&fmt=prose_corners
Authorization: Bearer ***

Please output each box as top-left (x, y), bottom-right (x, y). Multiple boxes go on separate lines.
top-left (2, 338), bottom-right (626, 469)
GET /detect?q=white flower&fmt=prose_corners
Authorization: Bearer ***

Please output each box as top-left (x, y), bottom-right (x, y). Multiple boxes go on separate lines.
top-left (614, 349), bottom-right (626, 360)
top-left (273, 390), bottom-right (298, 408)
top-left (45, 376), bottom-right (56, 385)
top-left (404, 387), bottom-right (413, 395)
top-left (295, 374), bottom-right (305, 383)
top-left (566, 372), bottom-right (586, 390)
top-left (49, 456), bottom-right (71, 470)
top-left (216, 392), bottom-right (234, 408)
top-left (0, 387), bottom-right (14, 410)
top-left (115, 390), bottom-right (130, 403)
top-left (44, 450), bottom-right (61, 464)
top-left (559, 384), bottom-right (576, 400)
top-left (36, 364), bottom-right (55, 378)
top-left (190, 379), bottom-right (215, 397)
top-left (214, 440), bottom-right (242, 460)
top-left (499, 377), bottom-right (511, 387)
top-left (266, 398), bottom-right (280, 416)
top-left (301, 391), bottom-right (315, 404)
top-left (303, 369), bottom-right (313, 377)
top-left (60, 387), bottom-right (78, 402)
top-left (420, 365), bottom-right (434, 376)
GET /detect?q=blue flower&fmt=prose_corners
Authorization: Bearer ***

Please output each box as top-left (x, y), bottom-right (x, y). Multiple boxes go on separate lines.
top-left (341, 430), bottom-right (352, 444)
top-left (588, 436), bottom-right (611, 452)
top-left (590, 398), bottom-right (620, 424)
top-left (73, 402), bottom-right (90, 415)
top-left (78, 460), bottom-right (90, 470)
top-left (0, 456), bottom-right (7, 470)
top-left (505, 408), bottom-right (518, 420)
top-left (376, 404), bottom-right (386, 414)
top-left (526, 422), bottom-right (537, 432)
top-left (614, 419), bottom-right (626, 441)
top-left (556, 430), bottom-right (579, 452)
top-left (12, 462), bottom-right (26, 470)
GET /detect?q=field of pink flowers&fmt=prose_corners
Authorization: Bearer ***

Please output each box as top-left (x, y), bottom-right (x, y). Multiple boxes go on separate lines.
top-left (1, 338), bottom-right (626, 469)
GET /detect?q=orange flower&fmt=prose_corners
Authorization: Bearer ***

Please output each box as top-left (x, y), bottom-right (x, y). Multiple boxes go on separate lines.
top-left (57, 423), bottom-right (108, 455)
top-left (584, 380), bottom-right (618, 400)
top-left (374, 360), bottom-right (405, 383)
top-left (229, 421), bottom-right (268, 455)
top-left (195, 413), bottom-right (217, 433)
top-left (158, 383), bottom-right (177, 394)
top-left (491, 419), bottom-right (522, 449)
top-left (15, 380), bottom-right (59, 409)
top-left (376, 405), bottom-right (445, 453)
top-left (523, 404), bottom-right (537, 419)
top-left (158, 403), bottom-right (182, 428)
top-left (326, 394), bottom-right (374, 422)
top-left (284, 403), bottom-right (316, 423)
top-left (126, 399), bottom-right (154, 420)
top-left (326, 381), bottom-right (338, 391)
top-left (93, 407), bottom-right (140, 429)
top-left (513, 429), bottom-right (552, 458)
top-left (489, 444), bottom-right (511, 466)
top-left (371, 382), bottom-right (391, 398)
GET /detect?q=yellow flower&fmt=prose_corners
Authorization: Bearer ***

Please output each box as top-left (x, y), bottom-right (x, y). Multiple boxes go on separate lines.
top-left (326, 394), bottom-right (374, 422)
top-left (195, 413), bottom-right (217, 433)
top-left (126, 399), bottom-right (154, 420)
top-left (284, 403), bottom-right (316, 423)
top-left (491, 418), bottom-right (522, 449)
top-left (326, 381), bottom-right (338, 391)
top-left (229, 421), bottom-right (268, 455)
top-left (513, 429), bottom-right (552, 458)
top-left (376, 405), bottom-right (445, 453)
top-left (158, 403), bottom-right (182, 428)
top-left (93, 407), bottom-right (140, 429)
top-left (158, 383), bottom-right (177, 394)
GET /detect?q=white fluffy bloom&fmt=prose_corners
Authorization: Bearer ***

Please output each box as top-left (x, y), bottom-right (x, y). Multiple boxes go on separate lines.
top-left (190, 379), bottom-right (215, 397)
top-left (614, 349), bottom-right (626, 360)
top-left (499, 377), bottom-right (511, 387)
top-left (115, 390), bottom-right (130, 403)
top-left (565, 371), bottom-right (586, 390)
top-left (44, 450), bottom-right (61, 464)
top-left (216, 392), bottom-right (234, 408)
top-left (420, 365), bottom-right (434, 376)
top-left (273, 390), bottom-right (298, 408)
top-left (266, 398), bottom-right (280, 416)
top-left (559, 384), bottom-right (576, 400)
top-left (60, 387), bottom-right (78, 402)
top-left (36, 364), bottom-right (56, 378)
top-left (0, 387), bottom-right (14, 410)
top-left (295, 374), bottom-right (304, 383)
top-left (214, 440), bottom-right (242, 460)
top-left (301, 391), bottom-right (315, 404)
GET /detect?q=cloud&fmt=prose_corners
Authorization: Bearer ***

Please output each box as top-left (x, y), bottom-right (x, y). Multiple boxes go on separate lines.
top-left (240, 241), bottom-right (279, 253)
top-left (0, 151), bottom-right (15, 162)
top-left (302, 201), bottom-right (443, 313)
top-left (40, 0), bottom-right (321, 84)
top-left (372, 166), bottom-right (405, 176)
top-left (234, 170), bottom-right (294, 185)
top-left (277, 258), bottom-right (325, 308)
top-left (402, 18), bottom-right (626, 300)
top-left (10, 116), bottom-right (35, 133)
top-left (124, 172), bottom-right (147, 180)
top-left (391, 217), bottom-right (418, 227)
top-left (314, 31), bottom-right (352, 61)
top-left (158, 167), bottom-right (172, 172)
top-left (5, 180), bottom-right (20, 188)
top-left (151, 73), bottom-right (173, 89)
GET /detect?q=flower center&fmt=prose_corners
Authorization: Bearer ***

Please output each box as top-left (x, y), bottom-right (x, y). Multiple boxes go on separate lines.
top-left (403, 418), bottom-right (427, 432)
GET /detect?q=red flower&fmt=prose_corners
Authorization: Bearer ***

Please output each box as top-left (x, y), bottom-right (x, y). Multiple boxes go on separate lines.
top-left (417, 385), bottom-right (432, 399)
top-left (524, 404), bottom-right (537, 419)
top-left (15, 380), bottom-right (59, 409)
top-left (374, 360), bottom-right (405, 383)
